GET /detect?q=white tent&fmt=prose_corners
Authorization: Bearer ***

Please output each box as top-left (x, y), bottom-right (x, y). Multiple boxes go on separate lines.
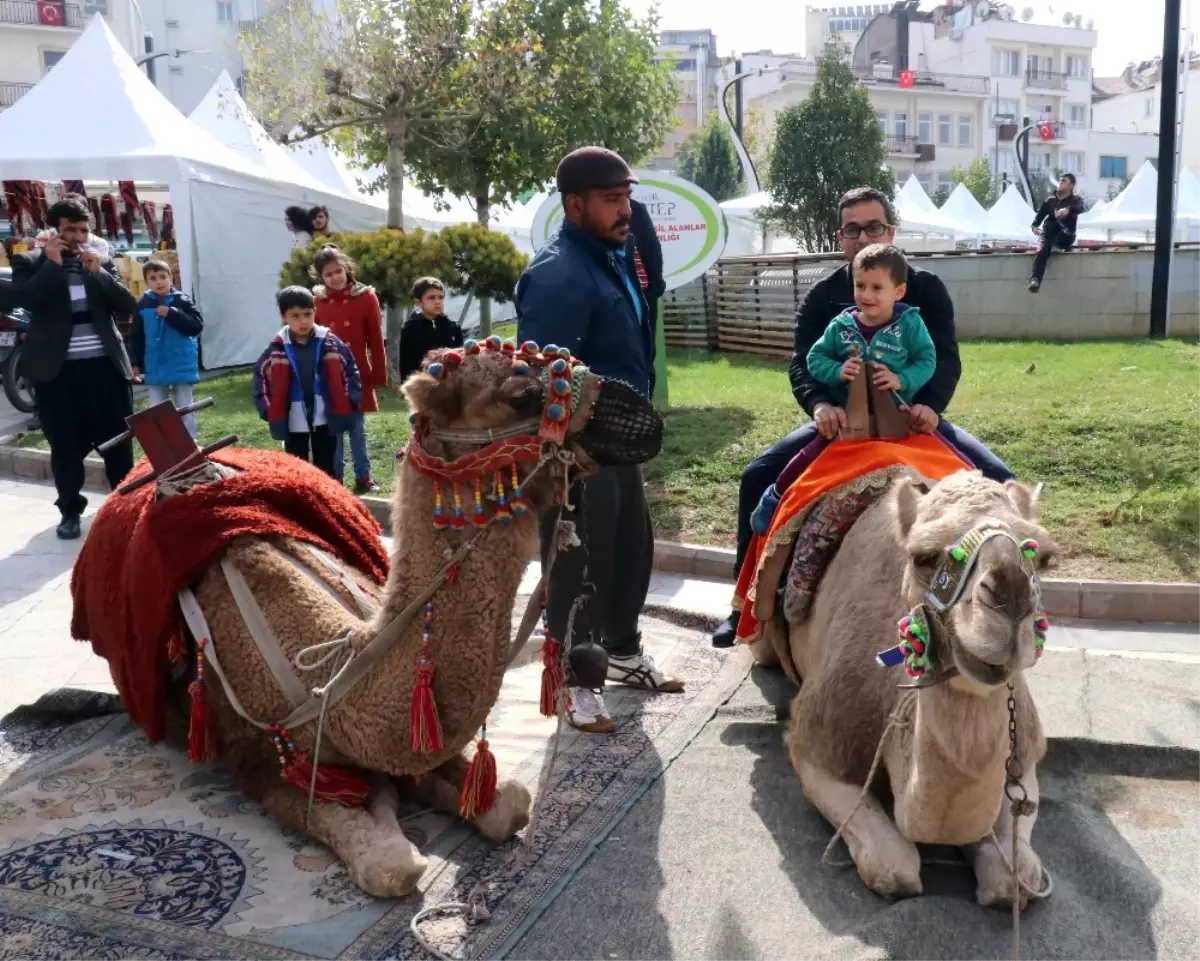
top-left (1078, 160), bottom-right (1200, 239)
top-left (893, 177), bottom-right (976, 243)
top-left (718, 191), bottom-right (800, 255)
top-left (940, 184), bottom-right (991, 238)
top-left (982, 184), bottom-right (1038, 244)
top-left (0, 16), bottom-right (385, 367)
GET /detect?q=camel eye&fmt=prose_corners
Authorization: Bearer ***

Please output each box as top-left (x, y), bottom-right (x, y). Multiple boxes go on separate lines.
top-left (912, 551), bottom-right (940, 571)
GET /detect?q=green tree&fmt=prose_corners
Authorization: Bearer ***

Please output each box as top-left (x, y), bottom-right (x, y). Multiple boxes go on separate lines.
top-left (948, 157), bottom-right (998, 207)
top-left (674, 129), bottom-right (702, 182)
top-left (764, 37), bottom-right (894, 251)
top-left (687, 119), bottom-right (742, 201)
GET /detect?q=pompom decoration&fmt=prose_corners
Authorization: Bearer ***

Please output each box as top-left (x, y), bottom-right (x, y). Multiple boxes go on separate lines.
top-left (450, 484), bottom-right (467, 529)
top-left (465, 341), bottom-right (481, 355)
top-left (1020, 539), bottom-right (1040, 561)
top-left (501, 340), bottom-right (516, 354)
top-left (512, 360), bottom-right (530, 376)
top-left (519, 340), bottom-right (541, 355)
top-left (1033, 611), bottom-right (1049, 659)
top-left (548, 403), bottom-right (566, 422)
top-left (472, 477), bottom-right (487, 526)
top-left (427, 362), bottom-right (444, 379)
top-left (896, 607), bottom-right (931, 678)
top-left (553, 377), bottom-right (570, 396)
top-left (947, 544), bottom-right (968, 563)
top-left (550, 357), bottom-right (569, 375)
top-left (510, 463), bottom-right (528, 515)
top-left (459, 732), bottom-right (497, 819)
top-left (485, 335), bottom-right (503, 349)
top-left (408, 411), bottom-right (420, 424)
top-left (432, 480), bottom-right (448, 528)
top-left (543, 343), bottom-right (560, 355)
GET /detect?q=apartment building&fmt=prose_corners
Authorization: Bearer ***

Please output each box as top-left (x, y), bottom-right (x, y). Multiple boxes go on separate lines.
top-left (803, 3), bottom-right (892, 59)
top-left (650, 28), bottom-right (724, 169)
top-left (0, 0), bottom-right (143, 113)
top-left (1093, 56), bottom-right (1200, 174)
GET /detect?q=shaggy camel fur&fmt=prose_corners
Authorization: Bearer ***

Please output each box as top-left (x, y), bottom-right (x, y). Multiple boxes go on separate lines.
top-left (170, 347), bottom-right (603, 898)
top-left (768, 471), bottom-right (1055, 908)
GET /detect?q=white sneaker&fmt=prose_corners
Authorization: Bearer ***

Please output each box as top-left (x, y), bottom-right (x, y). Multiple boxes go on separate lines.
top-left (568, 687), bottom-right (614, 734)
top-left (606, 652), bottom-right (685, 693)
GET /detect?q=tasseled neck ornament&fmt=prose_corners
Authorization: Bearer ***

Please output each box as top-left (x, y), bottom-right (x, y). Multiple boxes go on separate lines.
top-left (403, 338), bottom-right (590, 530)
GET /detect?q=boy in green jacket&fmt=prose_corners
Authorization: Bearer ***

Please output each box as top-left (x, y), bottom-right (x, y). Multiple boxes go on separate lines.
top-left (749, 244), bottom-right (937, 535)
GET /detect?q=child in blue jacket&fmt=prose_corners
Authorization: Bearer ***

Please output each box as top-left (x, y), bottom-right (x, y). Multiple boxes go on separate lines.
top-left (131, 259), bottom-right (203, 437)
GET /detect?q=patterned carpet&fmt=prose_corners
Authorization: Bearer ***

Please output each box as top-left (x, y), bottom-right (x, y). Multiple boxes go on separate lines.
top-left (0, 619), bottom-right (750, 960)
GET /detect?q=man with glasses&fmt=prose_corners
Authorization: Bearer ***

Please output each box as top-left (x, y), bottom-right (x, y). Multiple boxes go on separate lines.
top-left (711, 186), bottom-right (1014, 647)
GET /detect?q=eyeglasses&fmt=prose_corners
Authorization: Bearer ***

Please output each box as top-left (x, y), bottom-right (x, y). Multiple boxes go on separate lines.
top-left (840, 221), bottom-right (890, 239)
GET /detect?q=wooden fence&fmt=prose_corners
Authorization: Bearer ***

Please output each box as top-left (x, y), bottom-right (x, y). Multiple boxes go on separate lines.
top-left (663, 254), bottom-right (841, 358)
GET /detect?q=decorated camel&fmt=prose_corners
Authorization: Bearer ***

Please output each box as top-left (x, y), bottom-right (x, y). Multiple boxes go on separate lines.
top-left (71, 337), bottom-right (662, 898)
top-left (733, 358), bottom-right (1056, 911)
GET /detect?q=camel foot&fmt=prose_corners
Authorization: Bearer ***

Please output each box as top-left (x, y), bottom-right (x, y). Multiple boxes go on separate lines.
top-left (472, 778), bottom-right (533, 842)
top-left (351, 832), bottom-right (429, 898)
top-left (967, 834), bottom-right (1045, 911)
top-left (747, 635), bottom-right (779, 667)
top-left (852, 829), bottom-right (924, 901)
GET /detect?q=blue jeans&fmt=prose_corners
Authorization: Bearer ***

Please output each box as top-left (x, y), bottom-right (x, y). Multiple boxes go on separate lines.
top-left (333, 416), bottom-right (372, 483)
top-left (147, 383), bottom-right (196, 437)
top-left (733, 417), bottom-right (1014, 577)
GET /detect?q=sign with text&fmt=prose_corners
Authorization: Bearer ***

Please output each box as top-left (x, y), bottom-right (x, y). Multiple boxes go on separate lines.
top-left (530, 170), bottom-right (727, 291)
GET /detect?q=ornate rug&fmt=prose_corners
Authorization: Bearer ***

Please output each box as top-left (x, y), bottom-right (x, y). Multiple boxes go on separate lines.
top-left (0, 617), bottom-right (750, 960)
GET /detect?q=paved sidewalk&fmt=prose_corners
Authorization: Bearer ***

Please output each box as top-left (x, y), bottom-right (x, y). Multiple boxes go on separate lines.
top-left (0, 476), bottom-right (1195, 723)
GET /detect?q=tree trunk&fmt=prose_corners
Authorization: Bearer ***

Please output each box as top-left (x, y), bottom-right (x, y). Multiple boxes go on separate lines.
top-left (475, 181), bottom-right (492, 338)
top-left (385, 115), bottom-right (407, 375)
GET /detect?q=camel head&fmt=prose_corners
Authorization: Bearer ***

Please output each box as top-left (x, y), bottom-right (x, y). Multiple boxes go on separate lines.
top-left (889, 472), bottom-right (1056, 690)
top-left (401, 337), bottom-right (662, 522)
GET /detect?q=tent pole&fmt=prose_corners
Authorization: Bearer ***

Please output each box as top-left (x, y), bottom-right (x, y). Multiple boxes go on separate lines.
top-left (1150, 0), bottom-right (1183, 338)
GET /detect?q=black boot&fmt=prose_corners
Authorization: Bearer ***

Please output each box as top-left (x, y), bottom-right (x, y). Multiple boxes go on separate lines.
top-left (712, 610), bottom-right (740, 648)
top-left (56, 515), bottom-right (81, 540)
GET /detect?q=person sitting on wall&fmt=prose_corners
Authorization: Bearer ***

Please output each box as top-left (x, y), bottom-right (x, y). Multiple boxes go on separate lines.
top-left (1028, 173), bottom-right (1083, 293)
top-left (710, 186), bottom-right (1018, 648)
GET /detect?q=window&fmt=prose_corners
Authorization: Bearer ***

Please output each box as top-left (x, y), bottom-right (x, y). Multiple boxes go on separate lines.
top-left (83, 0), bottom-right (108, 12)
top-left (1066, 55), bottom-right (1087, 78)
top-left (876, 110), bottom-right (888, 135)
top-left (918, 111), bottom-right (932, 142)
top-left (958, 115), bottom-right (972, 146)
top-left (996, 98), bottom-right (1020, 123)
top-left (216, 1), bottom-right (234, 21)
top-left (1144, 97), bottom-right (1154, 118)
top-left (1061, 152), bottom-right (1084, 175)
top-left (993, 49), bottom-right (1020, 76)
top-left (1030, 150), bottom-right (1052, 172)
top-left (1099, 155), bottom-right (1128, 179)
top-left (935, 172), bottom-right (953, 191)
top-left (1026, 55), bottom-right (1054, 79)
top-left (938, 113), bottom-right (952, 145)
top-left (916, 173), bottom-right (933, 192)
top-left (1067, 104), bottom-right (1087, 128)
top-left (41, 50), bottom-right (65, 72)
top-left (894, 111), bottom-right (908, 139)
top-left (1028, 102), bottom-right (1053, 122)
top-left (996, 149), bottom-right (1016, 175)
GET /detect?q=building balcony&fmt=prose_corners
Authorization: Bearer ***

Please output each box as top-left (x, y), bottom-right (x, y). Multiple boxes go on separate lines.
top-left (0, 80), bottom-right (34, 108)
top-left (0, 0), bottom-right (83, 28)
top-left (1025, 68), bottom-right (1068, 90)
top-left (884, 135), bottom-right (919, 156)
top-left (777, 61), bottom-right (990, 96)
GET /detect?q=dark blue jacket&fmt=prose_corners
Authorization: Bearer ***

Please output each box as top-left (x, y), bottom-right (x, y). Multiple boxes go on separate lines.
top-left (132, 290), bottom-right (202, 385)
top-left (515, 219), bottom-right (654, 397)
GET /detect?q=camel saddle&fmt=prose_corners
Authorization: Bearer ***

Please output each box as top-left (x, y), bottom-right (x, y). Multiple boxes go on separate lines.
top-left (839, 351), bottom-right (910, 440)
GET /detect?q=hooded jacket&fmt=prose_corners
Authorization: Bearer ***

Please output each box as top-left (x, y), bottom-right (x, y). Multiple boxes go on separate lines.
top-left (132, 289), bottom-right (202, 385)
top-left (313, 282), bottom-right (387, 411)
top-left (252, 325), bottom-right (363, 441)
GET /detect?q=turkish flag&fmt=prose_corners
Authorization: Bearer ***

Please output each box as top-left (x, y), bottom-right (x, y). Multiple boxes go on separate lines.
top-left (37, 1), bottom-right (64, 26)
top-left (899, 70), bottom-right (915, 88)
top-left (1037, 122), bottom-right (1056, 141)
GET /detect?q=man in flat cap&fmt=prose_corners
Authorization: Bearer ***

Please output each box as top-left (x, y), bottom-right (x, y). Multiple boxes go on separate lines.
top-left (516, 146), bottom-right (683, 735)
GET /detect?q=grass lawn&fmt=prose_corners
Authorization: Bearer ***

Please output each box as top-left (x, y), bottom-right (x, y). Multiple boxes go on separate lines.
top-left (18, 340), bottom-right (1198, 582)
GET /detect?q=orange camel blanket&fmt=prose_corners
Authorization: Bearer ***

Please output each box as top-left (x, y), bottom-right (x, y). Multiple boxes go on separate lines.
top-left (733, 433), bottom-right (971, 642)
top-left (71, 447), bottom-right (389, 743)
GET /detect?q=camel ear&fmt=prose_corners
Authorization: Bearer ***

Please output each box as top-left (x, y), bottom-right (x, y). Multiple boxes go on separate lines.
top-left (402, 372), bottom-right (462, 424)
top-left (1004, 480), bottom-right (1038, 519)
top-left (890, 477), bottom-right (924, 540)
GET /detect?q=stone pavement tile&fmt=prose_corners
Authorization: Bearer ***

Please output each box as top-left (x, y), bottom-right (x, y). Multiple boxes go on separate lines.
top-left (1048, 618), bottom-right (1199, 657)
top-left (647, 573), bottom-right (735, 619)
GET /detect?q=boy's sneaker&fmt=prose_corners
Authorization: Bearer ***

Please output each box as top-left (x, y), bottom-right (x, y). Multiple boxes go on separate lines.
top-left (1028, 278), bottom-right (1041, 293)
top-left (354, 477), bottom-right (381, 494)
top-left (568, 687), bottom-right (614, 734)
top-left (607, 651), bottom-right (685, 693)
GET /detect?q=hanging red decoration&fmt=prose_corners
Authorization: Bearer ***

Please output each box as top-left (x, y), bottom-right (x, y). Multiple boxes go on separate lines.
top-left (29, 182), bottom-right (47, 230)
top-left (161, 204), bottom-right (175, 248)
top-left (36, 1), bottom-right (64, 27)
top-left (141, 200), bottom-right (159, 243)
top-left (3, 181), bottom-right (26, 235)
top-left (120, 206), bottom-right (135, 244)
top-left (87, 196), bottom-right (102, 229)
top-left (99, 194), bottom-right (120, 239)
top-left (898, 69), bottom-right (916, 88)
top-left (1037, 122), bottom-right (1055, 141)
top-left (61, 180), bottom-right (86, 197)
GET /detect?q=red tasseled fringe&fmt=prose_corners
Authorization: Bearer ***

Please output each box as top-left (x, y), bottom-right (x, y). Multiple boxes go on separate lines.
top-left (279, 755), bottom-right (371, 808)
top-left (540, 635), bottom-right (563, 718)
top-left (459, 738), bottom-right (497, 819)
top-left (410, 663), bottom-right (444, 753)
top-left (187, 679), bottom-right (218, 763)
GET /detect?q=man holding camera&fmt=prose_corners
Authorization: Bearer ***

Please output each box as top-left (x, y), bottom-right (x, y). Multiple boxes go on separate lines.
top-left (11, 196), bottom-right (137, 540)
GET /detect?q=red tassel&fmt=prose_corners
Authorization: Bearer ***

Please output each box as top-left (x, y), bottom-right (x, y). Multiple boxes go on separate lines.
top-left (410, 663), bottom-right (444, 753)
top-left (540, 635), bottom-right (563, 718)
top-left (279, 756), bottom-right (371, 808)
top-left (186, 640), bottom-right (218, 762)
top-left (459, 738), bottom-right (497, 819)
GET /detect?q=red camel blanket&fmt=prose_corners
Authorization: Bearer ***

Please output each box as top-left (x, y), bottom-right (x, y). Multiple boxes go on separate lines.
top-left (733, 434), bottom-right (971, 643)
top-left (71, 447), bottom-right (389, 743)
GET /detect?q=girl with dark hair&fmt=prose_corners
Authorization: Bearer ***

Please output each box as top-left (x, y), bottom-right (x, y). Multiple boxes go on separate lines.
top-left (312, 245), bottom-right (386, 492)
top-left (284, 205), bottom-right (315, 248)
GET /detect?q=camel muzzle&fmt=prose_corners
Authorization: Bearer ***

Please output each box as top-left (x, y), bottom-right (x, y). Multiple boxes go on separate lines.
top-left (572, 377), bottom-right (664, 466)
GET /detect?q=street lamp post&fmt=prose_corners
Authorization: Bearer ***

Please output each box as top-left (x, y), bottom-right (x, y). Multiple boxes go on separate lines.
top-left (717, 59), bottom-right (808, 193)
top-left (137, 48), bottom-right (209, 69)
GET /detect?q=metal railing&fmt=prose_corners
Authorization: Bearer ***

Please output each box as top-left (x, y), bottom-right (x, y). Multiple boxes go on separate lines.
top-left (884, 135), bottom-right (919, 154)
top-left (1025, 68), bottom-right (1068, 90)
top-left (0, 81), bottom-right (33, 108)
top-left (0, 0), bottom-right (83, 28)
top-left (777, 60), bottom-right (990, 95)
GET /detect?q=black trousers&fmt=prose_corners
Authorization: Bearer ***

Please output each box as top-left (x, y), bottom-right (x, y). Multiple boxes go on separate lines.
top-left (540, 464), bottom-right (654, 663)
top-left (1031, 219), bottom-right (1075, 282)
top-left (284, 425), bottom-right (338, 479)
top-left (35, 357), bottom-right (134, 518)
top-left (733, 419), bottom-right (1017, 577)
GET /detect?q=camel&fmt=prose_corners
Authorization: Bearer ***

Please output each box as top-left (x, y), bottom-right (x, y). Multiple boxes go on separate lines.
top-left (747, 463), bottom-right (1056, 909)
top-left (78, 337), bottom-right (659, 899)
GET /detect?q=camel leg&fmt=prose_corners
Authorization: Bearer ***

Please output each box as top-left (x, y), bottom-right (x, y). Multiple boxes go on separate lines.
top-left (963, 764), bottom-right (1045, 910)
top-left (748, 635), bottom-right (779, 667)
top-left (794, 758), bottom-right (923, 900)
top-left (259, 778), bottom-right (428, 898)
top-left (414, 753), bottom-right (532, 842)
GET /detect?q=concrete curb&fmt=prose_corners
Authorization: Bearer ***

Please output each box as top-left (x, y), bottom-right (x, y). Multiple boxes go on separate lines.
top-left (2, 443), bottom-right (1195, 624)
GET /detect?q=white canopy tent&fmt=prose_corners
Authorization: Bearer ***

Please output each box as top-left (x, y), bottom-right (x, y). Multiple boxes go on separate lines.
top-left (1077, 160), bottom-right (1200, 241)
top-left (893, 177), bottom-right (976, 245)
top-left (982, 184), bottom-right (1038, 244)
top-left (0, 16), bottom-right (386, 367)
top-left (940, 184), bottom-right (991, 239)
top-left (719, 191), bottom-right (800, 255)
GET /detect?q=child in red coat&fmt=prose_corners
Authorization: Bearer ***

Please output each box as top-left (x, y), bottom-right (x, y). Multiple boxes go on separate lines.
top-left (313, 246), bottom-right (387, 493)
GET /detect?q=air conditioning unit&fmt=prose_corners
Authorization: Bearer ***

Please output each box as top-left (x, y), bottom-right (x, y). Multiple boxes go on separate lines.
top-left (917, 143), bottom-right (936, 162)
top-left (997, 123), bottom-right (1018, 140)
